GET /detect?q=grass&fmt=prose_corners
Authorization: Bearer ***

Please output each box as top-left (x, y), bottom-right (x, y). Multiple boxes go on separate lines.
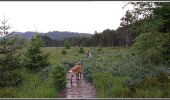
top-left (42, 47), bottom-right (86, 64)
top-left (0, 47), bottom-right (94, 98)
top-left (0, 68), bottom-right (56, 98)
top-left (92, 72), bottom-right (130, 98)
top-left (16, 47), bottom-right (85, 98)
top-left (82, 47), bottom-right (170, 98)
top-left (2, 46), bottom-right (169, 98)
top-left (16, 69), bottom-right (56, 98)
top-left (134, 88), bottom-right (163, 98)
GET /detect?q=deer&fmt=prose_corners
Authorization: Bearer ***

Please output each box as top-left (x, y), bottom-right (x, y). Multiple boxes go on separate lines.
top-left (68, 62), bottom-right (83, 84)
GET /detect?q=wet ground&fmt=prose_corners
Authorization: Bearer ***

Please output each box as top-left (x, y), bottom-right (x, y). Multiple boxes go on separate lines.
top-left (58, 73), bottom-right (96, 98)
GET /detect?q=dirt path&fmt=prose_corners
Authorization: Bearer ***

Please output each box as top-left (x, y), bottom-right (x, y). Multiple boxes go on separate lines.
top-left (58, 73), bottom-right (96, 98)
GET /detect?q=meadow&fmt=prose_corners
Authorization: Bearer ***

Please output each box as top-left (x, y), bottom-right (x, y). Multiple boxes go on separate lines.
top-left (0, 47), bottom-right (96, 98)
top-left (1, 46), bottom-right (170, 98)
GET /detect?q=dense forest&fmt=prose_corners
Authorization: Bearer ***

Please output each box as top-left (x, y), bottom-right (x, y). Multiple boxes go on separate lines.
top-left (15, 27), bottom-right (137, 47)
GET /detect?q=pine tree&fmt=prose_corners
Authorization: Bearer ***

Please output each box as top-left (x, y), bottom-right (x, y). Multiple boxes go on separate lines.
top-left (120, 10), bottom-right (136, 47)
top-left (24, 33), bottom-right (50, 72)
top-left (64, 40), bottom-right (70, 49)
top-left (0, 17), bottom-right (22, 87)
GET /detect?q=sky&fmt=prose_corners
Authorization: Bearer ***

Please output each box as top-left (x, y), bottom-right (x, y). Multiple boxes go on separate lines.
top-left (0, 1), bottom-right (133, 34)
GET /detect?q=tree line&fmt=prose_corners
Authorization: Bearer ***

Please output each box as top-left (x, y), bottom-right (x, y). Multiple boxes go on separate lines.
top-left (40, 8), bottom-right (140, 47)
top-left (40, 27), bottom-right (137, 47)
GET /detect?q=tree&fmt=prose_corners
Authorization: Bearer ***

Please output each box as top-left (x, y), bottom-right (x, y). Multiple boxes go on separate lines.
top-left (24, 33), bottom-right (50, 72)
top-left (125, 2), bottom-right (155, 20)
top-left (40, 35), bottom-right (55, 47)
top-left (0, 17), bottom-right (22, 87)
top-left (64, 40), bottom-right (70, 49)
top-left (128, 2), bottom-right (170, 65)
top-left (120, 10), bottom-right (136, 47)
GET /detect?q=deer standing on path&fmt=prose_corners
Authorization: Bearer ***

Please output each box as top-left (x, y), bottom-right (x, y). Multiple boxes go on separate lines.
top-left (68, 62), bottom-right (83, 84)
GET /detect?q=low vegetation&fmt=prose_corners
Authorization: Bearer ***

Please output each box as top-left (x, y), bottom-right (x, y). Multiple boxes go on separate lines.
top-left (0, 2), bottom-right (170, 98)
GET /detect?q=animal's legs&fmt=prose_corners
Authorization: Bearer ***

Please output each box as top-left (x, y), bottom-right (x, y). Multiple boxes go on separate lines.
top-left (80, 72), bottom-right (82, 78)
top-left (71, 74), bottom-right (73, 84)
top-left (76, 73), bottom-right (79, 80)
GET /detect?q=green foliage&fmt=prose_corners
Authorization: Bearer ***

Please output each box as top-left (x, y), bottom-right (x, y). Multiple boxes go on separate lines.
top-left (51, 64), bottom-right (66, 90)
top-left (14, 69), bottom-right (56, 98)
top-left (126, 65), bottom-right (170, 97)
top-left (62, 60), bottom-right (75, 71)
top-left (78, 46), bottom-right (85, 53)
top-left (83, 63), bottom-right (93, 82)
top-left (64, 40), bottom-right (70, 49)
top-left (134, 88), bottom-right (163, 98)
top-left (38, 67), bottom-right (53, 81)
top-left (96, 45), bottom-right (103, 52)
top-left (0, 47), bottom-right (86, 98)
top-left (24, 34), bottom-right (50, 72)
top-left (132, 32), bottom-right (169, 66)
top-left (93, 73), bottom-right (129, 98)
top-left (61, 49), bottom-right (67, 55)
top-left (0, 87), bottom-right (17, 98)
top-left (82, 47), bottom-right (170, 98)
top-left (0, 18), bottom-right (22, 87)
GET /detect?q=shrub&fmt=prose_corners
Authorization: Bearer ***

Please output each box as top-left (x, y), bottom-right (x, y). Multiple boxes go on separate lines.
top-left (0, 72), bottom-right (22, 87)
top-left (83, 63), bottom-right (93, 82)
top-left (78, 46), bottom-right (85, 53)
top-left (61, 49), bottom-right (67, 55)
top-left (39, 67), bottom-right (53, 81)
top-left (96, 45), bottom-right (103, 52)
top-left (132, 32), bottom-right (169, 66)
top-left (24, 34), bottom-right (50, 72)
top-left (62, 60), bottom-right (75, 71)
top-left (0, 87), bottom-right (17, 98)
top-left (51, 64), bottom-right (66, 90)
top-left (64, 40), bottom-right (70, 49)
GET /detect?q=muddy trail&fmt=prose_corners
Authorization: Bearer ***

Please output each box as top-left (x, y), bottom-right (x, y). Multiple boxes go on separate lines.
top-left (58, 72), bottom-right (96, 98)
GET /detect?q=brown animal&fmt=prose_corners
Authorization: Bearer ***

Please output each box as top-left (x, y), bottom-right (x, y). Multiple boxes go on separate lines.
top-left (68, 62), bottom-right (83, 84)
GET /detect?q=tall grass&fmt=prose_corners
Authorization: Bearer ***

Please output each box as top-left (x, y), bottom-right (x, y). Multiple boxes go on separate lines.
top-left (92, 72), bottom-right (129, 98)
top-left (2, 47), bottom-right (169, 98)
top-left (82, 47), bottom-right (170, 98)
top-left (0, 47), bottom-right (91, 98)
top-left (0, 68), bottom-right (57, 98)
top-left (15, 68), bottom-right (56, 98)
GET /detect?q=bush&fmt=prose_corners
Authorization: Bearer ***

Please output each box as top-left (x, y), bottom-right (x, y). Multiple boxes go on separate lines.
top-left (0, 87), bottom-right (17, 98)
top-left (64, 41), bottom-right (70, 49)
top-left (24, 34), bottom-right (50, 72)
top-left (61, 49), bottom-right (67, 55)
top-left (132, 32), bottom-right (169, 66)
top-left (51, 64), bottom-right (66, 90)
top-left (39, 67), bottom-right (53, 81)
top-left (96, 45), bottom-right (103, 52)
top-left (0, 72), bottom-right (22, 87)
top-left (83, 63), bottom-right (93, 82)
top-left (126, 67), bottom-right (170, 97)
top-left (78, 46), bottom-right (85, 53)
top-left (0, 53), bottom-right (23, 87)
top-left (62, 60), bottom-right (75, 71)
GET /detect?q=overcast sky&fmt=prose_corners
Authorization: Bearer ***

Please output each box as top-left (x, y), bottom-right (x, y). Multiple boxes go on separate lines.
top-left (0, 1), bottom-right (133, 34)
